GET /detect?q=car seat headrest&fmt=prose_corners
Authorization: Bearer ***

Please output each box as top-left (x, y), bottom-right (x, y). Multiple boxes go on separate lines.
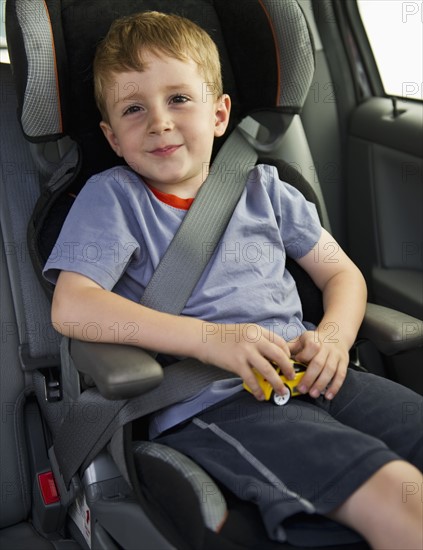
top-left (7, 0), bottom-right (314, 151)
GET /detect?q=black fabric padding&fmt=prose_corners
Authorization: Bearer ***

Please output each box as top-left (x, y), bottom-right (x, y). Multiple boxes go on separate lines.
top-left (0, 522), bottom-right (56, 550)
top-left (37, 192), bottom-right (76, 268)
top-left (214, 0), bottom-right (279, 115)
top-left (134, 453), bottom-right (207, 549)
top-left (286, 257), bottom-right (323, 327)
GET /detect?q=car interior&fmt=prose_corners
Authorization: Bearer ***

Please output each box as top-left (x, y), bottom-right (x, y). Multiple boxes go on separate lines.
top-left (1, 0), bottom-right (422, 549)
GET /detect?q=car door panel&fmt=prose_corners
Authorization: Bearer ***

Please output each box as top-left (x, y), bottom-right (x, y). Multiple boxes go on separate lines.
top-left (347, 97), bottom-right (423, 319)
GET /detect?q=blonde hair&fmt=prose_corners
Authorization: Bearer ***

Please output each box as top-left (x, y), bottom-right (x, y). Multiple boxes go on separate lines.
top-left (93, 11), bottom-right (223, 121)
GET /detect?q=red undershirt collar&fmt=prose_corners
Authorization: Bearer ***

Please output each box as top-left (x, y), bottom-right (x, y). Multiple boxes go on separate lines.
top-left (146, 183), bottom-right (194, 210)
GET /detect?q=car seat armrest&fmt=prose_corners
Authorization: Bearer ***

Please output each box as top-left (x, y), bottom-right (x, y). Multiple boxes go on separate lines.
top-left (358, 303), bottom-right (423, 356)
top-left (70, 340), bottom-right (164, 400)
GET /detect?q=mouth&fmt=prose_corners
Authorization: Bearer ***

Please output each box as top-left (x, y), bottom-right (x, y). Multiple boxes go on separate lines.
top-left (148, 144), bottom-right (182, 157)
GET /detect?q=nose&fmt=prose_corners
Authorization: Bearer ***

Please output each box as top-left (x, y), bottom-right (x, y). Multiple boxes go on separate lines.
top-left (147, 105), bottom-right (173, 135)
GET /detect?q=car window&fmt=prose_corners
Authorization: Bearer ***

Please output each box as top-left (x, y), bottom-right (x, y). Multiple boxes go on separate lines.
top-left (357, 0), bottom-right (422, 100)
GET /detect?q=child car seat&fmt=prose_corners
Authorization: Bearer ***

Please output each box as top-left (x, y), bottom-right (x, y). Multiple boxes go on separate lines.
top-left (3, 0), bottom-right (422, 548)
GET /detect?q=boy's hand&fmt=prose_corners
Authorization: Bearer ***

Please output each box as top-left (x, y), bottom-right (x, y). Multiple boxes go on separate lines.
top-left (199, 322), bottom-right (294, 400)
top-left (288, 331), bottom-right (349, 400)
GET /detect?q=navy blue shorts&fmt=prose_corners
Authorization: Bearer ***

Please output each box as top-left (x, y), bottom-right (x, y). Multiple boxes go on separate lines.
top-left (158, 368), bottom-right (423, 545)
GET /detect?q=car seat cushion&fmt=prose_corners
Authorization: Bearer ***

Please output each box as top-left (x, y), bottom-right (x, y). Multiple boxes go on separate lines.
top-left (133, 441), bottom-right (227, 537)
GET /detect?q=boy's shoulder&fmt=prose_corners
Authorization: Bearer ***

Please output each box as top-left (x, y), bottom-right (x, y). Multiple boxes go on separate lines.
top-left (247, 163), bottom-right (300, 201)
top-left (86, 165), bottom-right (142, 188)
top-left (251, 163), bottom-right (278, 181)
top-left (80, 165), bottom-right (149, 203)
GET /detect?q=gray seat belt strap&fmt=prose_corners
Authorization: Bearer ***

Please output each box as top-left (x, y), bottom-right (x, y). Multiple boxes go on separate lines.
top-left (141, 123), bottom-right (258, 313)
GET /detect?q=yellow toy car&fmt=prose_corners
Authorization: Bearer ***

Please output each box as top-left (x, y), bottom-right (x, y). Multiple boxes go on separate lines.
top-left (243, 361), bottom-right (307, 405)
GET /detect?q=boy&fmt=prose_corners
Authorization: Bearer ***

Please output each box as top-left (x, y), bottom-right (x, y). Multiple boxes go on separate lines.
top-left (44, 11), bottom-right (422, 549)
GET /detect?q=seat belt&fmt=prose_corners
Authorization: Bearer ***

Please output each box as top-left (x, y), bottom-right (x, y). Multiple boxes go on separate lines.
top-left (49, 360), bottom-right (235, 500)
top-left (140, 119), bottom-right (258, 314)
top-left (50, 118), bottom-right (259, 497)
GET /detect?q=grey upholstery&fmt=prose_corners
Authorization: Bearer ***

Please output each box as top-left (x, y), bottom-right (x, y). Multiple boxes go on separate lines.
top-left (0, 61), bottom-right (79, 549)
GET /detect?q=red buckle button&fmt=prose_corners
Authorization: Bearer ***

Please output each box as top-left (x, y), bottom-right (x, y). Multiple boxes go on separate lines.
top-left (38, 471), bottom-right (60, 505)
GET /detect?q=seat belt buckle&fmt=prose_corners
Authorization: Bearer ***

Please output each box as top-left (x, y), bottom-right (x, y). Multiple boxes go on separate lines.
top-left (18, 344), bottom-right (62, 402)
top-left (32, 448), bottom-right (80, 533)
top-left (32, 469), bottom-right (66, 533)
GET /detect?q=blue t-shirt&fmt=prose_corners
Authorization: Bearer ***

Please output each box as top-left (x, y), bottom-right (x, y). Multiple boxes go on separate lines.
top-left (43, 164), bottom-right (322, 435)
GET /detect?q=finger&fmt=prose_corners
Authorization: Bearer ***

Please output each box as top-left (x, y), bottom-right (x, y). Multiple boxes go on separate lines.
top-left (287, 337), bottom-right (302, 356)
top-left (263, 345), bottom-right (295, 381)
top-left (277, 337), bottom-right (291, 359)
top-left (324, 362), bottom-right (347, 400)
top-left (277, 354), bottom-right (296, 380)
top-left (256, 330), bottom-right (294, 380)
top-left (262, 329), bottom-right (291, 359)
top-left (308, 357), bottom-right (338, 398)
top-left (293, 334), bottom-right (321, 365)
top-left (250, 356), bottom-right (287, 396)
top-left (297, 349), bottom-right (328, 394)
top-left (241, 366), bottom-right (266, 401)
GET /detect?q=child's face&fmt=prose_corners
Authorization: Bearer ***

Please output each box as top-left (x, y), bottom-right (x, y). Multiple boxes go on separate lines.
top-left (100, 51), bottom-right (231, 197)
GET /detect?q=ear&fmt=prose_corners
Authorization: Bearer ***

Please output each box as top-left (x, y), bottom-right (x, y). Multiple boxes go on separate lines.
top-left (214, 94), bottom-right (231, 137)
top-left (99, 121), bottom-right (123, 157)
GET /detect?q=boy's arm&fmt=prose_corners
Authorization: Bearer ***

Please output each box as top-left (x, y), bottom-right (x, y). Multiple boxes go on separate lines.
top-left (52, 271), bottom-right (293, 399)
top-left (288, 228), bottom-right (367, 400)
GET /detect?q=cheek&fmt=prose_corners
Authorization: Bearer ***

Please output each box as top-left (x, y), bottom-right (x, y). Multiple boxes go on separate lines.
top-left (115, 131), bottom-right (138, 153)
top-left (198, 116), bottom-right (219, 141)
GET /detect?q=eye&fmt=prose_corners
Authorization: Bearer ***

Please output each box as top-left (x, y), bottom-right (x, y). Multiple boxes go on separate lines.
top-left (170, 94), bottom-right (189, 104)
top-left (123, 105), bottom-right (142, 116)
